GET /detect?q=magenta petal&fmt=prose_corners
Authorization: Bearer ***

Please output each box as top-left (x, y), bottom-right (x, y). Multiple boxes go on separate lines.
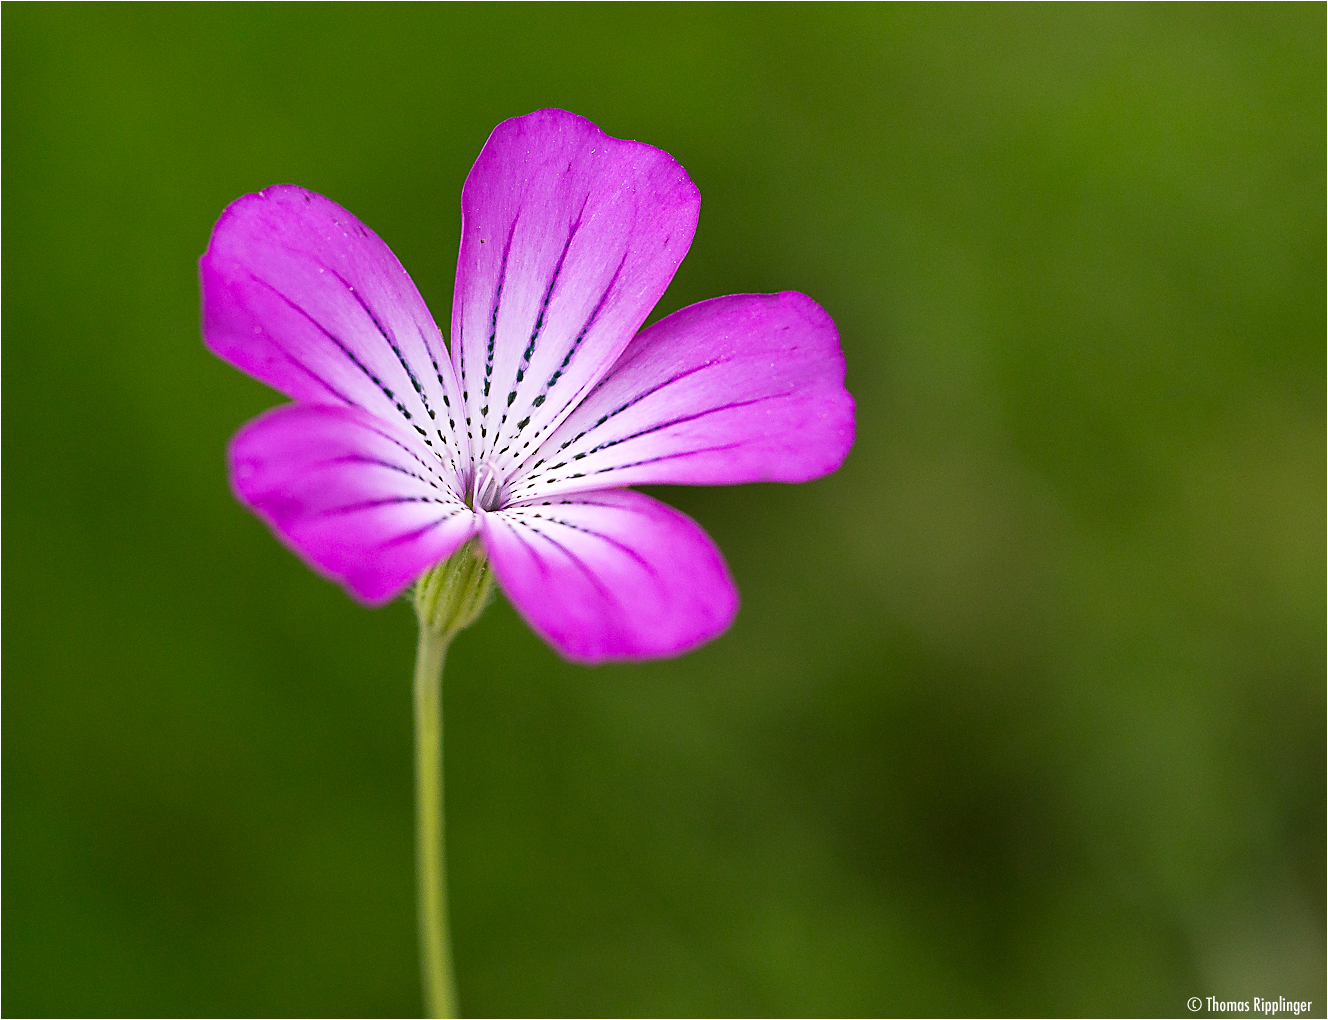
top-left (480, 489), bottom-right (737, 664)
top-left (508, 292), bottom-right (855, 500)
top-left (202, 186), bottom-right (471, 482)
top-left (451, 109), bottom-right (700, 481)
top-left (229, 404), bottom-right (477, 604)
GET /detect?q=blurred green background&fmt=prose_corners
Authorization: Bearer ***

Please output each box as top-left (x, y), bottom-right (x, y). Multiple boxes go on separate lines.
top-left (4, 5), bottom-right (1323, 1017)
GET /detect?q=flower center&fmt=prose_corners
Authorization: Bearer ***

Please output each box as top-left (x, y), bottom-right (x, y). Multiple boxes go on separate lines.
top-left (468, 461), bottom-right (506, 512)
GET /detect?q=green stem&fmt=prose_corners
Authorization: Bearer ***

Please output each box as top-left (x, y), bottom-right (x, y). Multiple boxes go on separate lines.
top-left (414, 624), bottom-right (457, 1019)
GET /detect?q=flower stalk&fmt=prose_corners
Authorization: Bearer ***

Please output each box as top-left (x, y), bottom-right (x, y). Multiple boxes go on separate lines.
top-left (412, 624), bottom-right (454, 1019)
top-left (412, 542), bottom-right (495, 1018)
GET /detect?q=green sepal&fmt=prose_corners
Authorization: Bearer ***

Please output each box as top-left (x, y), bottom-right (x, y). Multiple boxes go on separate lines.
top-left (412, 538), bottom-right (496, 639)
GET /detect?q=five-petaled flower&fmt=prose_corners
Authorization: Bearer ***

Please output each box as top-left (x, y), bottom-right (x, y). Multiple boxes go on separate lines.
top-left (201, 109), bottom-right (854, 663)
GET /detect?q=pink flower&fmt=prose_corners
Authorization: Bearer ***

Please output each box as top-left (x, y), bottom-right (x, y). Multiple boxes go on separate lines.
top-left (201, 109), bottom-right (854, 663)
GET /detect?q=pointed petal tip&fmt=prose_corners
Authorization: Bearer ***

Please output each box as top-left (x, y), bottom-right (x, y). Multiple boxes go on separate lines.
top-left (200, 185), bottom-right (312, 265)
top-left (479, 108), bottom-right (700, 196)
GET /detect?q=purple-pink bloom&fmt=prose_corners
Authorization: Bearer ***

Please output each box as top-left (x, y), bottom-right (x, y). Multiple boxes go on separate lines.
top-left (201, 109), bottom-right (854, 664)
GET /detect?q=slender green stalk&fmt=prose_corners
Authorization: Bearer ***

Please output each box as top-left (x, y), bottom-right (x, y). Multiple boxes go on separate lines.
top-left (411, 540), bottom-right (495, 1018)
top-left (414, 624), bottom-right (457, 1019)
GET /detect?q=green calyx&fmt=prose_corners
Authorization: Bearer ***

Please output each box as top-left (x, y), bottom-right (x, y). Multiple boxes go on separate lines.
top-left (413, 539), bottom-right (496, 639)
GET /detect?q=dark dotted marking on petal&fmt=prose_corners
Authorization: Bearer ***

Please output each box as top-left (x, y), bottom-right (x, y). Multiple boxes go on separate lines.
top-left (414, 324), bottom-right (468, 478)
top-left (457, 321), bottom-right (468, 386)
top-left (316, 494), bottom-right (455, 518)
top-left (512, 507), bottom-right (658, 578)
top-left (498, 246), bottom-right (631, 472)
top-left (280, 351), bottom-right (360, 406)
top-left (356, 418), bottom-right (470, 502)
top-left (496, 200), bottom-right (587, 436)
top-left (584, 393), bottom-right (777, 460)
top-left (248, 274), bottom-right (419, 429)
top-left (316, 259), bottom-right (441, 428)
top-left (449, 325), bottom-right (470, 479)
top-left (476, 216), bottom-right (520, 450)
top-left (358, 422), bottom-right (440, 475)
top-left (554, 358), bottom-right (734, 454)
top-left (490, 514), bottom-right (552, 578)
top-left (502, 514), bottom-right (618, 604)
top-left (508, 441), bottom-right (743, 500)
top-left (520, 396), bottom-right (775, 490)
top-left (375, 508), bottom-right (471, 550)
top-left (315, 453), bottom-right (441, 491)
